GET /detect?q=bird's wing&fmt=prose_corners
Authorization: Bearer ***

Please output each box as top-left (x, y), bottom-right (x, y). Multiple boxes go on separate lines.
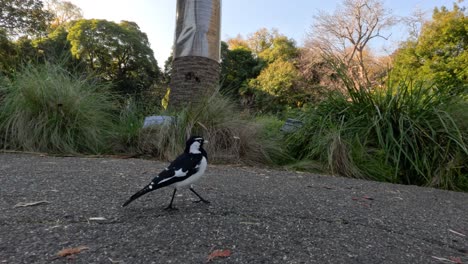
top-left (151, 153), bottom-right (203, 187)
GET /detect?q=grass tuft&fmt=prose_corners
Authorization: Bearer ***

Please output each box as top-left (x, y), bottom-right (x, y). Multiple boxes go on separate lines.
top-left (0, 62), bottom-right (116, 154)
top-left (286, 69), bottom-right (468, 190)
top-left (113, 93), bottom-right (286, 165)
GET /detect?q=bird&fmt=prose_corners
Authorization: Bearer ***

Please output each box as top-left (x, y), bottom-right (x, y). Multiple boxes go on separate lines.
top-left (122, 136), bottom-right (210, 210)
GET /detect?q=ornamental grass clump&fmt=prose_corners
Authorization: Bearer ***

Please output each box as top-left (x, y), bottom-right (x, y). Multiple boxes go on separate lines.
top-left (0, 62), bottom-right (115, 154)
top-left (287, 70), bottom-right (468, 190)
top-left (119, 92), bottom-right (287, 165)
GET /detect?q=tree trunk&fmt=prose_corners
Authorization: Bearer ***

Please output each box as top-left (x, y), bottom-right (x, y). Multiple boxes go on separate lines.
top-left (169, 0), bottom-right (221, 109)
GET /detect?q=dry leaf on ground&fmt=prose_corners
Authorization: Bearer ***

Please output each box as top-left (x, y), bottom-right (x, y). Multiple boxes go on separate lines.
top-left (207, 249), bottom-right (232, 262)
top-left (449, 256), bottom-right (463, 264)
top-left (56, 246), bottom-right (89, 258)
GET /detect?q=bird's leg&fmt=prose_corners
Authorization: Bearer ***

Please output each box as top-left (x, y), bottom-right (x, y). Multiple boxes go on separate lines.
top-left (190, 186), bottom-right (210, 204)
top-left (164, 188), bottom-right (178, 210)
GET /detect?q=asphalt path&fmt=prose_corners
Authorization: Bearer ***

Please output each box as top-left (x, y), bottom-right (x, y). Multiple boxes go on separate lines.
top-left (0, 153), bottom-right (467, 263)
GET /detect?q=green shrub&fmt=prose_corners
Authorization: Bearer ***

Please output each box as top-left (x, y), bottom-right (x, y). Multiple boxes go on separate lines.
top-left (254, 115), bottom-right (295, 165)
top-left (0, 62), bottom-right (116, 154)
top-left (287, 79), bottom-right (468, 190)
top-left (111, 98), bottom-right (146, 155)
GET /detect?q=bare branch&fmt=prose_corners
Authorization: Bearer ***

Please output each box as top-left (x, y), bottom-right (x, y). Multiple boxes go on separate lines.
top-left (307, 0), bottom-right (397, 86)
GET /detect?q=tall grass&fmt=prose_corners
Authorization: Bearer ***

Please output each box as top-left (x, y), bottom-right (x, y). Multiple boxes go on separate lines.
top-left (111, 97), bottom-right (161, 155)
top-left (112, 93), bottom-right (288, 165)
top-left (0, 61), bottom-right (285, 165)
top-left (287, 70), bottom-right (468, 190)
top-left (0, 62), bottom-right (116, 154)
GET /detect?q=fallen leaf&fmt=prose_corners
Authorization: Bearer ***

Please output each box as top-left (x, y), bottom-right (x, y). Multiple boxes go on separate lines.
top-left (351, 197), bottom-right (372, 207)
top-left (359, 202), bottom-right (370, 207)
top-left (14, 201), bottom-right (49, 208)
top-left (56, 246), bottom-right (89, 258)
top-left (449, 256), bottom-right (463, 264)
top-left (207, 249), bottom-right (231, 262)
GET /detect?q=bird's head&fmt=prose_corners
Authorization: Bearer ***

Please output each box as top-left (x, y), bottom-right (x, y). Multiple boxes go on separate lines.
top-left (185, 136), bottom-right (208, 154)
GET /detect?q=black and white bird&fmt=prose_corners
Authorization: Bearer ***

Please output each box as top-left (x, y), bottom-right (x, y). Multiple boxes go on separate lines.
top-left (122, 136), bottom-right (210, 210)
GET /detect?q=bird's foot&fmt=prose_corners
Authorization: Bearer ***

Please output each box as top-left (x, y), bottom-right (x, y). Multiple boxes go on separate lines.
top-left (193, 199), bottom-right (210, 204)
top-left (164, 205), bottom-right (179, 211)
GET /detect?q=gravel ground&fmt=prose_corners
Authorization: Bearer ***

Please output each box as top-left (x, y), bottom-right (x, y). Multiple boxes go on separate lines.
top-left (0, 153), bottom-right (467, 264)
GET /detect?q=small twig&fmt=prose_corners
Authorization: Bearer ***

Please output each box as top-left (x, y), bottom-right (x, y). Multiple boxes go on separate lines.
top-left (449, 229), bottom-right (466, 237)
top-left (431, 256), bottom-right (462, 263)
top-left (89, 217), bottom-right (107, 221)
top-left (14, 200), bottom-right (49, 208)
top-left (432, 256), bottom-right (453, 262)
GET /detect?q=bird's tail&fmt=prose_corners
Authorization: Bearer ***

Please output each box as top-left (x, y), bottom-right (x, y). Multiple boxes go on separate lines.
top-left (122, 182), bottom-right (158, 207)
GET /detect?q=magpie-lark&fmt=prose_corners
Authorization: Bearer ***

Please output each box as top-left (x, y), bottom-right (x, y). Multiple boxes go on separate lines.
top-left (122, 136), bottom-right (210, 210)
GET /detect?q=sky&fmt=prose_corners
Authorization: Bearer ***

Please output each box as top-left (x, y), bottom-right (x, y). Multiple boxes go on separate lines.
top-left (67, 0), bottom-right (458, 68)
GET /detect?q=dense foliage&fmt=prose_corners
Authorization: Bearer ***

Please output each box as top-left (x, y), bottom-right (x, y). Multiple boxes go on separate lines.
top-left (67, 19), bottom-right (161, 96)
top-left (286, 74), bottom-right (468, 190)
top-left (0, 0), bottom-right (53, 37)
top-left (221, 28), bottom-right (318, 112)
top-left (0, 1), bottom-right (161, 97)
top-left (391, 3), bottom-right (467, 92)
top-left (0, 62), bottom-right (115, 153)
top-left (220, 42), bottom-right (261, 98)
top-left (0, 0), bottom-right (466, 191)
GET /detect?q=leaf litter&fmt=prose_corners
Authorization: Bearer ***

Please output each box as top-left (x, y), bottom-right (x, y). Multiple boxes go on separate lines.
top-left (207, 249), bottom-right (232, 262)
top-left (54, 246), bottom-right (89, 259)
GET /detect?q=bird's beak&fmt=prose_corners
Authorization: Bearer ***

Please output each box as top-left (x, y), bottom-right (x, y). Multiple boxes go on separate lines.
top-left (204, 140), bottom-right (209, 144)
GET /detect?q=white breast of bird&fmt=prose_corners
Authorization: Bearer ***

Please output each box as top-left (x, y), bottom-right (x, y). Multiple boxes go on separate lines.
top-left (174, 156), bottom-right (208, 188)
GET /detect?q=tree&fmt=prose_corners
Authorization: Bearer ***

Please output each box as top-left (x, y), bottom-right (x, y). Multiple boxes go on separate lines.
top-left (391, 3), bottom-right (467, 91)
top-left (0, 0), bottom-right (53, 37)
top-left (250, 59), bottom-right (300, 100)
top-left (258, 35), bottom-right (298, 63)
top-left (46, 0), bottom-right (82, 29)
top-left (0, 29), bottom-right (17, 75)
top-left (162, 54), bottom-right (173, 84)
top-left (308, 0), bottom-right (396, 86)
top-left (223, 29), bottom-right (308, 111)
top-left (220, 41), bottom-right (261, 97)
top-left (246, 28), bottom-right (280, 56)
top-left (67, 19), bottom-right (161, 95)
top-left (226, 34), bottom-right (249, 50)
top-left (247, 29), bottom-right (307, 109)
top-left (33, 25), bottom-right (81, 70)
top-left (402, 8), bottom-right (427, 41)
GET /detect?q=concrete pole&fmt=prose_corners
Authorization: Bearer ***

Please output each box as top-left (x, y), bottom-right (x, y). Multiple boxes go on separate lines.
top-left (169, 0), bottom-right (221, 108)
